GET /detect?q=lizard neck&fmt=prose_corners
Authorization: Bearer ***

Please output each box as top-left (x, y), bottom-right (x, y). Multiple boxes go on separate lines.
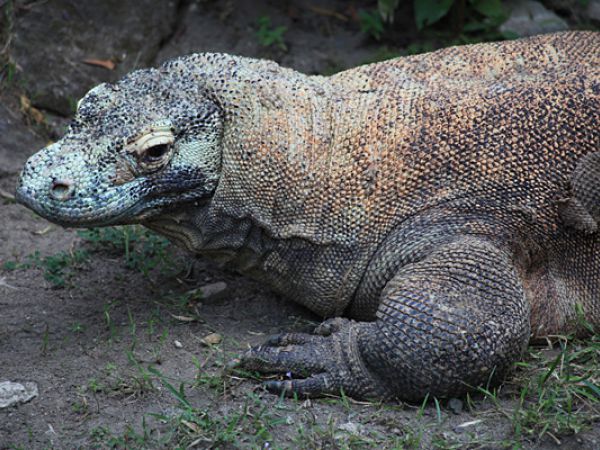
top-left (182, 54), bottom-right (339, 244)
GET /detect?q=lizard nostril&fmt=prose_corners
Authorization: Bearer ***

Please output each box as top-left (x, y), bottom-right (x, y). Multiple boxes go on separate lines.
top-left (50, 179), bottom-right (74, 201)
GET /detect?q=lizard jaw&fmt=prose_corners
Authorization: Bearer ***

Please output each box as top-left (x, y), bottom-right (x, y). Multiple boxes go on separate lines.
top-left (16, 168), bottom-right (211, 228)
top-left (15, 180), bottom-right (144, 227)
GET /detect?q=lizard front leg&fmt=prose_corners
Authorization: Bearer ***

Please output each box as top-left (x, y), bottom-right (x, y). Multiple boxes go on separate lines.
top-left (238, 236), bottom-right (531, 401)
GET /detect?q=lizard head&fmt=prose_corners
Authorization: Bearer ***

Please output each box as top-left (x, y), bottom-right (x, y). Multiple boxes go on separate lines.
top-left (16, 67), bottom-right (223, 227)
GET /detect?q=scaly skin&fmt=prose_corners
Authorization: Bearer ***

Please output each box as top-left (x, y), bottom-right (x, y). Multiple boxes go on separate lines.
top-left (16, 31), bottom-right (600, 401)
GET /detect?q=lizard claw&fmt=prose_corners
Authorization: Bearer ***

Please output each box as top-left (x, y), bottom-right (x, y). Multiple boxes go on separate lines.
top-left (238, 335), bottom-right (329, 378)
top-left (264, 373), bottom-right (338, 398)
top-left (314, 317), bottom-right (350, 336)
top-left (236, 320), bottom-right (392, 399)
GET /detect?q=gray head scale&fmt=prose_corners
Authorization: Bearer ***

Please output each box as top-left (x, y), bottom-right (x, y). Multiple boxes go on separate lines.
top-left (16, 66), bottom-right (223, 227)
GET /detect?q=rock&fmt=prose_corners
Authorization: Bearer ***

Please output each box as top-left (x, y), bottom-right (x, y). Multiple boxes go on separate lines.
top-left (0, 104), bottom-right (45, 175)
top-left (0, 381), bottom-right (38, 408)
top-left (500, 0), bottom-right (569, 37)
top-left (43, 111), bottom-right (72, 141)
top-left (447, 397), bottom-right (463, 414)
top-left (542, 0), bottom-right (586, 21)
top-left (173, 340), bottom-right (183, 349)
top-left (10, 0), bottom-right (179, 116)
top-left (200, 332), bottom-right (222, 346)
top-left (155, 1), bottom-right (374, 76)
top-left (588, 0), bottom-right (600, 23)
top-left (337, 421), bottom-right (364, 436)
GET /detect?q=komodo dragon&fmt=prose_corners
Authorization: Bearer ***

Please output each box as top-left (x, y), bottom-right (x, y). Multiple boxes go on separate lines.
top-left (15, 31), bottom-right (599, 401)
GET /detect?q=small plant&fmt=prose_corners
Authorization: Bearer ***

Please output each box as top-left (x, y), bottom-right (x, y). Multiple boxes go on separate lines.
top-left (41, 250), bottom-right (89, 287)
top-left (103, 300), bottom-right (122, 343)
top-left (0, 60), bottom-right (16, 87)
top-left (40, 324), bottom-right (49, 355)
top-left (414, 0), bottom-right (454, 30)
top-left (78, 225), bottom-right (172, 276)
top-left (2, 260), bottom-right (19, 270)
top-left (146, 365), bottom-right (282, 448)
top-left (368, 0), bottom-right (510, 44)
top-left (256, 16), bottom-right (287, 51)
top-left (361, 46), bottom-right (403, 65)
top-left (359, 9), bottom-right (385, 40)
top-left (378, 0), bottom-right (400, 22)
top-left (87, 377), bottom-right (103, 393)
top-left (5, 251), bottom-right (44, 270)
top-left (4, 249), bottom-right (89, 288)
top-left (405, 41), bottom-right (435, 55)
top-left (71, 397), bottom-right (89, 415)
top-left (71, 322), bottom-right (84, 333)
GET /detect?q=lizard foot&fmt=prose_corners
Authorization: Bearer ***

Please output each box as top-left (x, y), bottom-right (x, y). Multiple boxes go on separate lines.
top-left (237, 318), bottom-right (391, 399)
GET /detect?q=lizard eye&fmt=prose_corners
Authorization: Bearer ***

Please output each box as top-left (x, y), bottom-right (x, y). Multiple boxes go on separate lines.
top-left (127, 128), bottom-right (175, 172)
top-left (144, 143), bottom-right (170, 160)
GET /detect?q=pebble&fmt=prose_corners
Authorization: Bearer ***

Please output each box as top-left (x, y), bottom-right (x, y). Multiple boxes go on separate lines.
top-left (337, 422), bottom-right (364, 435)
top-left (500, 0), bottom-right (568, 37)
top-left (588, 0), bottom-right (600, 23)
top-left (447, 397), bottom-right (464, 414)
top-left (0, 381), bottom-right (39, 408)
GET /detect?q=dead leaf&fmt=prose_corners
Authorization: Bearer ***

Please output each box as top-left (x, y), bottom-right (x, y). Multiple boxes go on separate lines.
top-left (457, 419), bottom-right (483, 429)
top-left (19, 95), bottom-right (28, 110)
top-left (307, 5), bottom-right (348, 21)
top-left (82, 58), bottom-right (116, 70)
top-left (0, 189), bottom-right (15, 202)
top-left (33, 225), bottom-right (53, 235)
top-left (200, 333), bottom-right (222, 346)
top-left (181, 419), bottom-right (201, 433)
top-left (169, 313), bottom-right (196, 323)
top-left (19, 95), bottom-right (45, 124)
top-left (0, 277), bottom-right (18, 290)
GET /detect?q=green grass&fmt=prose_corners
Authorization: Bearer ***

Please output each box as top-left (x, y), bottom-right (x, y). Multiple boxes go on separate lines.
top-left (508, 335), bottom-right (600, 442)
top-left (2, 248), bottom-right (89, 288)
top-left (67, 309), bottom-right (599, 450)
top-left (78, 225), bottom-right (172, 277)
top-left (85, 363), bottom-right (285, 449)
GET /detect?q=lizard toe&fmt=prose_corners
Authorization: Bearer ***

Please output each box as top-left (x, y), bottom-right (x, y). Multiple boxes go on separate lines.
top-left (237, 321), bottom-right (392, 399)
top-left (238, 340), bottom-right (329, 377)
top-left (314, 317), bottom-right (351, 336)
top-left (264, 373), bottom-right (339, 398)
top-left (263, 332), bottom-right (320, 347)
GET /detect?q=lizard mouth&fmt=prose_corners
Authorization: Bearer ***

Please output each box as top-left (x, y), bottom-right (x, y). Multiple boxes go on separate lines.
top-left (15, 184), bottom-right (146, 227)
top-left (16, 181), bottom-right (210, 228)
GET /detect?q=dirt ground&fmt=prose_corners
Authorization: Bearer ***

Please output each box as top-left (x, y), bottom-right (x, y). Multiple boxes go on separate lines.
top-left (1, 1), bottom-right (599, 449)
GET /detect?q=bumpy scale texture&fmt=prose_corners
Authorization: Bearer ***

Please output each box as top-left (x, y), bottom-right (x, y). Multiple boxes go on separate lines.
top-left (16, 31), bottom-right (600, 401)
